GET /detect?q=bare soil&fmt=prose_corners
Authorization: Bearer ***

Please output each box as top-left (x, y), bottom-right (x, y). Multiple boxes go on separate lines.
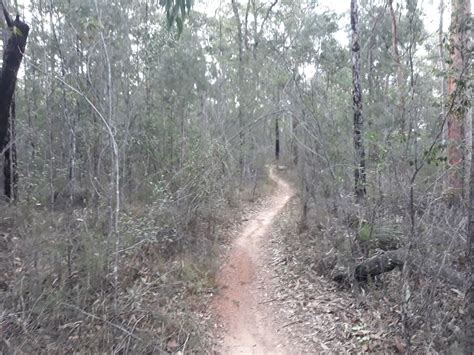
top-left (212, 166), bottom-right (294, 354)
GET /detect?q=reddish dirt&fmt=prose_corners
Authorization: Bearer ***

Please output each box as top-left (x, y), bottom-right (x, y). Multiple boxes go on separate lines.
top-left (213, 167), bottom-right (294, 354)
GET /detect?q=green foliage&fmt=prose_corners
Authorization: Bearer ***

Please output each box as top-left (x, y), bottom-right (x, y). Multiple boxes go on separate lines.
top-left (11, 25), bottom-right (23, 37)
top-left (356, 221), bottom-right (403, 254)
top-left (160, 0), bottom-right (193, 36)
top-left (423, 143), bottom-right (447, 167)
top-left (357, 222), bottom-right (371, 242)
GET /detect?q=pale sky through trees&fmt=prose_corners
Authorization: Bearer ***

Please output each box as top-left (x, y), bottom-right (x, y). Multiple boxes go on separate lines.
top-left (195, 0), bottom-right (449, 46)
top-left (12, 0), bottom-right (449, 45)
top-left (9, 0), bottom-right (449, 83)
top-left (320, 0), bottom-right (449, 42)
top-left (192, 0), bottom-right (449, 81)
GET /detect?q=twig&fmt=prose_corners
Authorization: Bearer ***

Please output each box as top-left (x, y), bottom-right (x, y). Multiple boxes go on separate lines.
top-left (279, 320), bottom-right (303, 329)
top-left (181, 333), bottom-right (191, 353)
top-left (258, 297), bottom-right (285, 304)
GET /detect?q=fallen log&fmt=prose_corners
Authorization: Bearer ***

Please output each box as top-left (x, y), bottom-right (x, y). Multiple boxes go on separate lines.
top-left (333, 248), bottom-right (464, 288)
top-left (354, 249), bottom-right (406, 282)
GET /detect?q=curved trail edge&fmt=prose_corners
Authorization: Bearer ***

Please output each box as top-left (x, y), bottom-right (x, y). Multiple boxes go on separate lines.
top-left (213, 166), bottom-right (294, 354)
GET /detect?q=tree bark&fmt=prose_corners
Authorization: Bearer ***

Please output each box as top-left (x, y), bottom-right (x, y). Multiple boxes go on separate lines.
top-left (439, 0), bottom-right (447, 135)
top-left (333, 248), bottom-right (464, 289)
top-left (351, 0), bottom-right (366, 201)
top-left (446, 0), bottom-right (470, 199)
top-left (275, 116), bottom-right (280, 161)
top-left (389, 0), bottom-right (405, 131)
top-left (3, 94), bottom-right (17, 199)
top-left (465, 1), bottom-right (474, 351)
top-left (467, 107), bottom-right (474, 354)
top-left (354, 249), bottom-right (406, 282)
top-left (292, 113), bottom-right (298, 166)
top-left (0, 4), bottom-right (29, 200)
top-left (231, 0), bottom-right (246, 176)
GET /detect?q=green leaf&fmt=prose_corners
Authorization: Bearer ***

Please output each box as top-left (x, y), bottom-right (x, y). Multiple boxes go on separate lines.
top-left (11, 26), bottom-right (23, 37)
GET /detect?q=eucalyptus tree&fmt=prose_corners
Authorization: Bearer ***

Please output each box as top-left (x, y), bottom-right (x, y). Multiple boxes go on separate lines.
top-left (351, 0), bottom-right (366, 201)
top-left (0, 1), bottom-right (29, 200)
top-left (446, 0), bottom-right (471, 201)
top-left (459, 0), bottom-right (473, 350)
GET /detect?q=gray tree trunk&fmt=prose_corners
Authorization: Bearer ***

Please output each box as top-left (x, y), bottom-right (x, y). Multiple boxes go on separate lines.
top-left (465, 2), bottom-right (474, 352)
top-left (231, 0), bottom-right (245, 176)
top-left (350, 0), bottom-right (366, 201)
top-left (467, 103), bottom-right (474, 354)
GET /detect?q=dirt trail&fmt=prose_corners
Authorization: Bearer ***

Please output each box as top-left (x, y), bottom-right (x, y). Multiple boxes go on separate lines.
top-left (213, 166), bottom-right (294, 354)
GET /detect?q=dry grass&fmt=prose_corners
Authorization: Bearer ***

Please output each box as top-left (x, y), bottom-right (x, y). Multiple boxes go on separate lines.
top-left (270, 182), bottom-right (466, 353)
top-left (0, 169), bottom-right (273, 353)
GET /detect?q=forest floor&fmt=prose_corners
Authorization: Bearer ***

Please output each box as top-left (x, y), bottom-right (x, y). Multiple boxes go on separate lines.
top-left (210, 166), bottom-right (401, 354)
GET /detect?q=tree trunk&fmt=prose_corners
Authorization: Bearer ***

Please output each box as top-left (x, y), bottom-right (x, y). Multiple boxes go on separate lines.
top-left (0, 5), bottom-right (29, 200)
top-left (3, 94), bottom-right (17, 199)
top-left (446, 0), bottom-right (470, 200)
top-left (465, 1), bottom-right (474, 351)
top-left (439, 0), bottom-right (447, 134)
top-left (351, 0), bottom-right (366, 201)
top-left (275, 116), bottom-right (280, 161)
top-left (292, 113), bottom-right (298, 166)
top-left (231, 0), bottom-right (246, 176)
top-left (467, 105), bottom-right (474, 354)
top-left (389, 0), bottom-right (405, 131)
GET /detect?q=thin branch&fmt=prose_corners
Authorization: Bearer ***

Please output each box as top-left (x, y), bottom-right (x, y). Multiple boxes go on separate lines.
top-left (255, 0), bottom-right (278, 50)
top-left (1, 0), bottom-right (13, 27)
top-left (258, 0), bottom-right (278, 37)
top-left (61, 303), bottom-right (142, 341)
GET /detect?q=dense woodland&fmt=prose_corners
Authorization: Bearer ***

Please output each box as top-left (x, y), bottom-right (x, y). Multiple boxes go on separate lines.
top-left (0, 0), bottom-right (473, 353)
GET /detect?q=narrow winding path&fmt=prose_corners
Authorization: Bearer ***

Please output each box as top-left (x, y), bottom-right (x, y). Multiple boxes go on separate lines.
top-left (213, 166), bottom-right (294, 354)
